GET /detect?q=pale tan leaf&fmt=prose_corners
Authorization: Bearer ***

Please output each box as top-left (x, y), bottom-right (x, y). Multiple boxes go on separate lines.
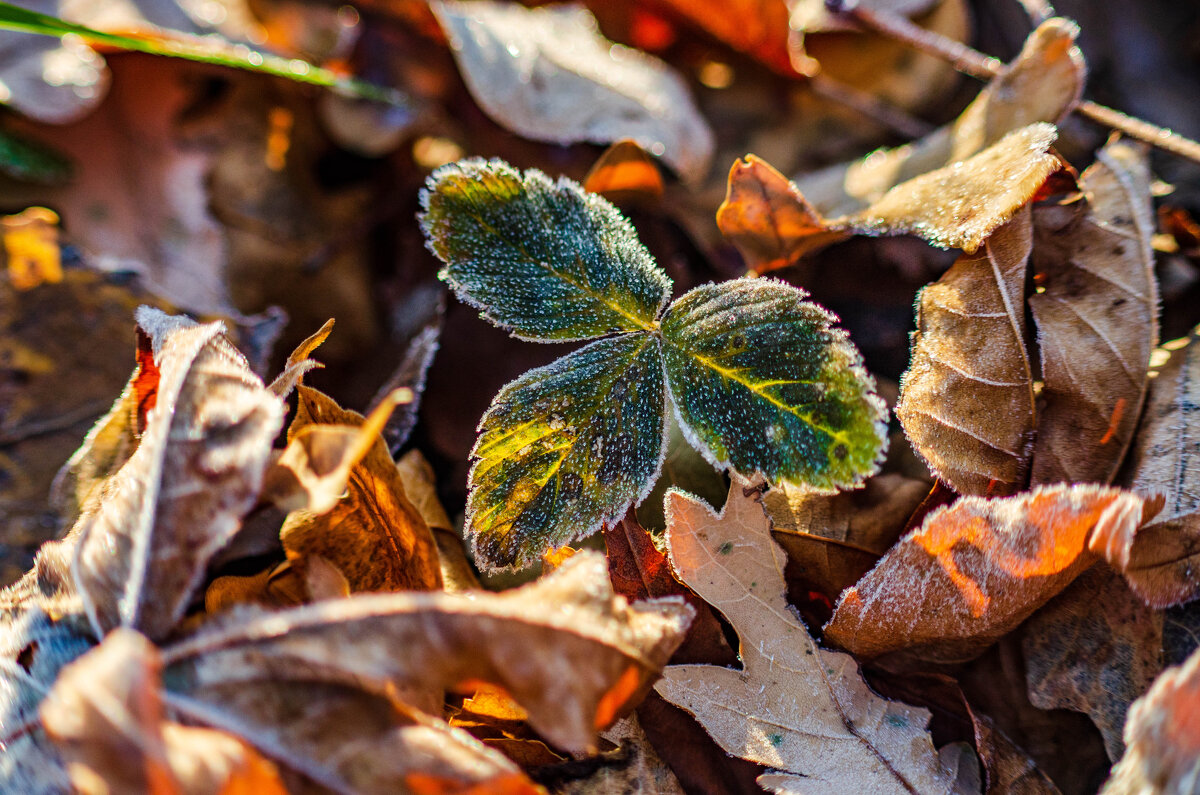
top-left (71, 307), bottom-right (285, 641)
top-left (267, 317), bottom-right (334, 399)
top-left (1022, 566), bottom-right (1163, 761)
top-left (397, 450), bottom-right (482, 593)
top-left (798, 18), bottom-right (1084, 218)
top-left (278, 386), bottom-right (442, 592)
top-left (654, 483), bottom-right (962, 795)
top-left (162, 552), bottom-right (692, 755)
top-left (430, 1), bottom-right (714, 185)
top-left (896, 209), bottom-right (1036, 496)
top-left (824, 485), bottom-right (1148, 662)
top-left (1029, 140), bottom-right (1158, 486)
top-left (39, 628), bottom-right (287, 795)
top-left (1103, 644), bottom-right (1200, 794)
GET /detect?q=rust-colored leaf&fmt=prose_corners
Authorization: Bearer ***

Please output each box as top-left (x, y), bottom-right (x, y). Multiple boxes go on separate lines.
top-left (716, 155), bottom-right (847, 273)
top-left (896, 209), bottom-right (1036, 496)
top-left (583, 139), bottom-right (665, 202)
top-left (1102, 645), bottom-right (1200, 793)
top-left (655, 483), bottom-right (962, 793)
top-left (163, 552), bottom-right (692, 755)
top-left (1022, 566), bottom-right (1163, 761)
top-left (71, 308), bottom-right (285, 642)
top-left (278, 385), bottom-right (442, 593)
top-left (654, 0), bottom-right (793, 75)
top-left (825, 485), bottom-right (1148, 662)
top-left (1029, 140), bottom-right (1158, 486)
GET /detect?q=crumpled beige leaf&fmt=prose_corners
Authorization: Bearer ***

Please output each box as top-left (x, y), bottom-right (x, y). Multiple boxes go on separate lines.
top-left (1029, 140), bottom-right (1158, 486)
top-left (1102, 644), bottom-right (1200, 794)
top-left (896, 209), bottom-right (1036, 496)
top-left (71, 307), bottom-right (284, 642)
top-left (824, 484), bottom-right (1149, 662)
top-left (278, 385), bottom-right (442, 593)
top-left (430, 1), bottom-right (714, 185)
top-left (798, 18), bottom-right (1084, 219)
top-left (1022, 566), bottom-right (1163, 761)
top-left (1111, 328), bottom-right (1200, 608)
top-left (163, 551), bottom-right (693, 755)
top-left (654, 483), bottom-right (965, 794)
top-left (39, 628), bottom-right (287, 795)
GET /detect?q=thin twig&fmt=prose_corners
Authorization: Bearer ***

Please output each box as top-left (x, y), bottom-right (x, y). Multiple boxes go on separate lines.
top-left (809, 73), bottom-right (934, 139)
top-left (836, 3), bottom-right (1200, 166)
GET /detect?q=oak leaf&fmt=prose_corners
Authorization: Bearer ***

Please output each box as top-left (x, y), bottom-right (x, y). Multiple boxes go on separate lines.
top-left (654, 483), bottom-right (967, 794)
top-left (825, 485), bottom-right (1148, 662)
top-left (430, 1), bottom-right (714, 184)
top-left (896, 209), bottom-right (1036, 496)
top-left (278, 385), bottom-right (442, 593)
top-left (1029, 139), bottom-right (1158, 486)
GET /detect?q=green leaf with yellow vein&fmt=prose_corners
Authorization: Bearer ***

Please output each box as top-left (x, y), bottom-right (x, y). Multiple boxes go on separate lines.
top-left (467, 334), bottom-right (667, 571)
top-left (661, 278), bottom-right (888, 491)
top-left (419, 158), bottom-right (672, 341)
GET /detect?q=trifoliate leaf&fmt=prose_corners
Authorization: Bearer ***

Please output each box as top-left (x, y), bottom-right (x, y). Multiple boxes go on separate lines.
top-left (660, 278), bottom-right (887, 490)
top-left (419, 158), bottom-right (672, 341)
top-left (467, 334), bottom-right (668, 570)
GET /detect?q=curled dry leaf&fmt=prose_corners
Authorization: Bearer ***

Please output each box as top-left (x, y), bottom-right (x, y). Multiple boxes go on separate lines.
top-left (654, 483), bottom-right (964, 794)
top-left (583, 139), bottom-right (665, 203)
top-left (797, 18), bottom-right (1084, 219)
top-left (39, 628), bottom-right (287, 795)
top-left (278, 385), bottom-right (442, 593)
top-left (163, 552), bottom-right (693, 755)
top-left (1113, 328), bottom-right (1200, 608)
top-left (825, 484), bottom-right (1148, 663)
top-left (430, 1), bottom-right (714, 184)
top-left (896, 209), bottom-right (1036, 496)
top-left (1022, 566), bottom-right (1163, 761)
top-left (267, 317), bottom-right (334, 399)
top-left (72, 307), bottom-right (285, 642)
top-left (1029, 139), bottom-right (1158, 486)
top-left (1103, 644), bottom-right (1200, 794)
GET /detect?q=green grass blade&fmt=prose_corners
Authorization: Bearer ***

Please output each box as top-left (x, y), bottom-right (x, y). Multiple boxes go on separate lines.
top-left (0, 1), bottom-right (400, 105)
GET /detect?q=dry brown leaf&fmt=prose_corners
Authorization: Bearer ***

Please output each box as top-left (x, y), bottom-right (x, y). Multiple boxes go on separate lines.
top-left (71, 307), bottom-right (284, 641)
top-left (267, 317), bottom-right (335, 399)
top-left (40, 628), bottom-right (287, 795)
top-left (797, 18), bottom-right (1084, 219)
top-left (396, 449), bottom-right (481, 592)
top-left (896, 209), bottom-right (1036, 496)
top-left (1022, 566), bottom-right (1163, 761)
top-left (583, 139), bottom-right (666, 203)
top-left (164, 679), bottom-right (544, 795)
top-left (971, 714), bottom-right (1061, 795)
top-left (763, 473), bottom-right (930, 552)
top-left (1102, 644), bottom-right (1200, 794)
top-left (1111, 328), bottom-right (1200, 608)
top-left (654, 483), bottom-right (965, 794)
top-left (430, 1), bottom-right (714, 184)
top-left (163, 552), bottom-right (692, 755)
top-left (558, 714), bottom-right (686, 795)
top-left (1029, 140), bottom-right (1158, 486)
top-left (824, 484), bottom-right (1148, 663)
top-left (205, 555), bottom-right (350, 613)
top-left (278, 385), bottom-right (442, 593)
top-left (716, 155), bottom-right (848, 273)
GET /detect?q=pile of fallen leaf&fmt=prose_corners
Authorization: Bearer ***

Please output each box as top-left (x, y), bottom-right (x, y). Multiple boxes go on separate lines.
top-left (4, 0), bottom-right (1200, 793)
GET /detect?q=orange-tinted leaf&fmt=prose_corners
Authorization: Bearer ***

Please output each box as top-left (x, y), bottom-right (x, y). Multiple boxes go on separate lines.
top-left (1022, 566), bottom-right (1163, 761)
top-left (896, 209), bottom-right (1036, 496)
top-left (583, 139), bottom-right (664, 202)
top-left (655, 0), bottom-right (792, 75)
top-left (1029, 140), bottom-right (1158, 486)
top-left (279, 385), bottom-right (442, 592)
top-left (267, 317), bottom-right (334, 399)
top-left (3, 207), bottom-right (62, 291)
top-left (1103, 645), bottom-right (1200, 793)
top-left (716, 155), bottom-right (847, 274)
top-left (397, 449), bottom-right (482, 592)
top-left (825, 485), bottom-right (1148, 662)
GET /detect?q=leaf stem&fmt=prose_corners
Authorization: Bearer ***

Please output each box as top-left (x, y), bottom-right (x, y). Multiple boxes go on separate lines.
top-left (835, 3), bottom-right (1200, 166)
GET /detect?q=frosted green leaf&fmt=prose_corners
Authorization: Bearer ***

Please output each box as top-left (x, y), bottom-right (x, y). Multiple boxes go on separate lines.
top-left (468, 334), bottom-right (667, 570)
top-left (419, 158), bottom-right (672, 341)
top-left (660, 278), bottom-right (887, 490)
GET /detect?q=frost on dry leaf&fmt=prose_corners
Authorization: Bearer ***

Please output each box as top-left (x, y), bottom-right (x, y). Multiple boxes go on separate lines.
top-left (654, 482), bottom-right (971, 795)
top-left (896, 208), bottom-right (1036, 496)
top-left (825, 484), bottom-right (1149, 663)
